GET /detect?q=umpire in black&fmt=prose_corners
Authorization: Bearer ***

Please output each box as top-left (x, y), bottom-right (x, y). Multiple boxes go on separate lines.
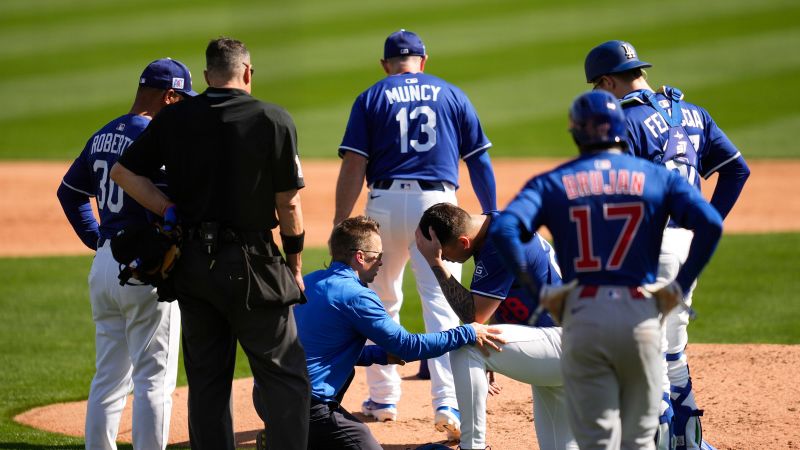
top-left (111, 37), bottom-right (310, 450)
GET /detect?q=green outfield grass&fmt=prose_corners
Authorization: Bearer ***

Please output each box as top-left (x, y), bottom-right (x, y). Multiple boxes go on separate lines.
top-left (0, 0), bottom-right (799, 159)
top-left (0, 233), bottom-right (798, 446)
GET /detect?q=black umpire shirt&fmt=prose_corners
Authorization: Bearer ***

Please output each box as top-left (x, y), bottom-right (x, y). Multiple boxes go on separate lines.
top-left (119, 87), bottom-right (304, 232)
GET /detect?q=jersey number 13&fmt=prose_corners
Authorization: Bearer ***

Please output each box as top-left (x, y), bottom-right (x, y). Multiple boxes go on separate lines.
top-left (396, 106), bottom-right (437, 153)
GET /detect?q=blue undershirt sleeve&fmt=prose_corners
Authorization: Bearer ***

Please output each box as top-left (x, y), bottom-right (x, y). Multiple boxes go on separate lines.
top-left (465, 151), bottom-right (497, 212)
top-left (708, 156), bottom-right (750, 220)
top-left (57, 183), bottom-right (100, 251)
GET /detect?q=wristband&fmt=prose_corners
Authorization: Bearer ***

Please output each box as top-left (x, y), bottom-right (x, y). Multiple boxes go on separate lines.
top-left (280, 231), bottom-right (305, 254)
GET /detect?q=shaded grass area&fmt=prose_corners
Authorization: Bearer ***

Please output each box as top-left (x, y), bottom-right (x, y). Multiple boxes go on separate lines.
top-left (1, 234), bottom-right (797, 445)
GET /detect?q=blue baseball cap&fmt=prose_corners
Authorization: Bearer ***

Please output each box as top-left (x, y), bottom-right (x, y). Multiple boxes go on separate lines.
top-left (139, 58), bottom-right (198, 97)
top-left (584, 40), bottom-right (651, 83)
top-left (384, 29), bottom-right (426, 59)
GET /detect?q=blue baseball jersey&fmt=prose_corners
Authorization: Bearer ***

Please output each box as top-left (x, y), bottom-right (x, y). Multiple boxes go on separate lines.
top-left (339, 72), bottom-right (491, 187)
top-left (61, 114), bottom-right (165, 241)
top-left (621, 87), bottom-right (741, 192)
top-left (503, 151), bottom-right (712, 286)
top-left (296, 262), bottom-right (477, 403)
top-left (470, 214), bottom-right (561, 326)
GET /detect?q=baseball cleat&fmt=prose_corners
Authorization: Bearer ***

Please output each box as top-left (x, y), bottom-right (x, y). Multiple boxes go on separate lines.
top-left (434, 405), bottom-right (461, 441)
top-left (361, 398), bottom-right (397, 422)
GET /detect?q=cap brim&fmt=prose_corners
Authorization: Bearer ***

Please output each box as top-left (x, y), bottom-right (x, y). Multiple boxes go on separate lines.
top-left (610, 60), bottom-right (652, 75)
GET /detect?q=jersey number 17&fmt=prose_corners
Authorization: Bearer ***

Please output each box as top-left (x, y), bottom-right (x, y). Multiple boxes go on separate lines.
top-left (570, 202), bottom-right (644, 272)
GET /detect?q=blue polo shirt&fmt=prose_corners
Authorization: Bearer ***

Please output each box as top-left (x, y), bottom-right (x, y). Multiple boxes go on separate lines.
top-left (296, 262), bottom-right (477, 403)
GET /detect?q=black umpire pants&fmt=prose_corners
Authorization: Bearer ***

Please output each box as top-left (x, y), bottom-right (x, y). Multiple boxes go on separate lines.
top-left (174, 240), bottom-right (310, 450)
top-left (307, 401), bottom-right (382, 450)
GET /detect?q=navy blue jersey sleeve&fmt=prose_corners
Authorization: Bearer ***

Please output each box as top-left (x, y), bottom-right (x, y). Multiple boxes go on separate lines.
top-left (504, 178), bottom-right (545, 235)
top-left (698, 111), bottom-right (741, 179)
top-left (470, 242), bottom-right (515, 300)
top-left (458, 92), bottom-right (492, 160)
top-left (490, 178), bottom-right (546, 275)
top-left (488, 212), bottom-right (534, 283)
top-left (61, 145), bottom-right (95, 197)
top-left (338, 93), bottom-right (370, 159)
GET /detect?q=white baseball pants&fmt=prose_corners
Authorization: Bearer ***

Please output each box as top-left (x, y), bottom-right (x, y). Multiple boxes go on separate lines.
top-left (450, 325), bottom-right (577, 450)
top-left (364, 180), bottom-right (461, 411)
top-left (85, 242), bottom-right (181, 450)
top-left (658, 227), bottom-right (703, 449)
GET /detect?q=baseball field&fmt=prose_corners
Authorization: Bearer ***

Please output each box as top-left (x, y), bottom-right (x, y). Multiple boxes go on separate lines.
top-left (1, 0), bottom-right (799, 448)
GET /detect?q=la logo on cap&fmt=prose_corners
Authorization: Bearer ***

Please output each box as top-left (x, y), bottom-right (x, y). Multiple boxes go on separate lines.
top-left (172, 77), bottom-right (185, 89)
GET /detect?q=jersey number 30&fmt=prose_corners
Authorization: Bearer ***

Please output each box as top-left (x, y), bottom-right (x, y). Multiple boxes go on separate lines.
top-left (569, 202), bottom-right (643, 271)
top-left (395, 106), bottom-right (436, 153)
top-left (93, 160), bottom-right (123, 213)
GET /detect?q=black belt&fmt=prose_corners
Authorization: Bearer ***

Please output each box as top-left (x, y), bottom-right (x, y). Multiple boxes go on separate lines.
top-left (371, 179), bottom-right (445, 191)
top-left (185, 227), bottom-right (242, 244)
top-left (311, 398), bottom-right (340, 409)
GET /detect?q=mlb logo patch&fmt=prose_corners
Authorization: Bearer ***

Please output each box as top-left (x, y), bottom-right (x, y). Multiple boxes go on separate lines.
top-left (172, 77), bottom-right (185, 89)
top-left (400, 48), bottom-right (409, 55)
top-left (594, 159), bottom-right (612, 170)
top-left (116, 123), bottom-right (126, 132)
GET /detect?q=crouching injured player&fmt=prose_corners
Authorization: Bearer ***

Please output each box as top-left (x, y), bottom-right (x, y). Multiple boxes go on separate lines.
top-left (416, 203), bottom-right (577, 450)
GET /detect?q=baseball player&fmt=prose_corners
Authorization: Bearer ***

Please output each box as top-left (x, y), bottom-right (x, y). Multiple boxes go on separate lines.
top-left (56, 58), bottom-right (196, 449)
top-left (415, 202), bottom-right (577, 450)
top-left (585, 40), bottom-right (750, 450)
top-left (334, 29), bottom-right (497, 439)
top-left (489, 90), bottom-right (724, 449)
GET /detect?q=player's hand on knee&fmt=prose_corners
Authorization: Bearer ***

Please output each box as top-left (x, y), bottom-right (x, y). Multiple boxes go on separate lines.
top-left (645, 280), bottom-right (682, 317)
top-left (487, 370), bottom-right (502, 396)
top-left (470, 323), bottom-right (507, 356)
top-left (539, 279), bottom-right (579, 325)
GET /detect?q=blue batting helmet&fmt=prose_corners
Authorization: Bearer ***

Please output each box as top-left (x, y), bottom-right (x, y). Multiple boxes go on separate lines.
top-left (569, 90), bottom-right (627, 152)
top-left (584, 40), bottom-right (651, 83)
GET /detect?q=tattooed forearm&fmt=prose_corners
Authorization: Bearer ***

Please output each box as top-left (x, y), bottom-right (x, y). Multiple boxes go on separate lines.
top-left (431, 266), bottom-right (476, 323)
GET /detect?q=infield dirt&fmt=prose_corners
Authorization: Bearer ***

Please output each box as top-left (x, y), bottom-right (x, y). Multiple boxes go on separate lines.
top-left (6, 159), bottom-right (800, 449)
